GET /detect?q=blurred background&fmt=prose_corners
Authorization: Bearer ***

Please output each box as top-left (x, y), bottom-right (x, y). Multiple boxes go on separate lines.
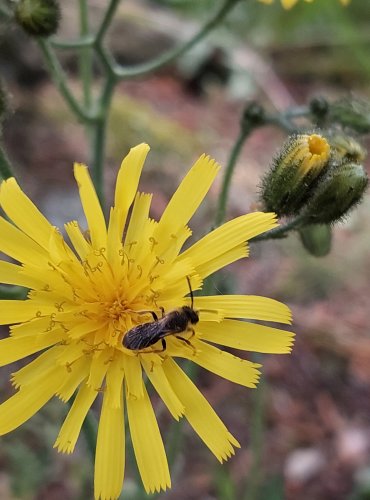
top-left (0, 0), bottom-right (370, 499)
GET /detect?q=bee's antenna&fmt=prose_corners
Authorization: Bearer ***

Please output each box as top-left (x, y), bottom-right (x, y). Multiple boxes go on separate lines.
top-left (186, 276), bottom-right (194, 309)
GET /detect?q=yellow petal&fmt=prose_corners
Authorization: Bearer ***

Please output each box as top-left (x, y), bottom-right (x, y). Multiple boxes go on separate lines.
top-left (198, 319), bottom-right (295, 353)
top-left (0, 365), bottom-right (64, 435)
top-left (179, 212), bottom-right (277, 274)
top-left (0, 330), bottom-right (64, 367)
top-left (11, 346), bottom-right (63, 389)
top-left (142, 359), bottom-right (184, 420)
top-left (123, 192), bottom-right (152, 251)
top-left (94, 391), bottom-right (125, 500)
top-left (65, 221), bottom-right (91, 260)
top-left (194, 295), bottom-right (292, 324)
top-left (163, 358), bottom-right (240, 462)
top-left (127, 382), bottom-right (170, 493)
top-left (0, 216), bottom-right (49, 266)
top-left (0, 178), bottom-right (54, 249)
top-left (123, 354), bottom-right (143, 400)
top-left (57, 357), bottom-right (91, 402)
top-left (114, 143), bottom-right (150, 238)
top-left (105, 356), bottom-right (125, 409)
top-left (0, 261), bottom-right (39, 288)
top-left (106, 206), bottom-right (123, 267)
top-left (54, 382), bottom-right (98, 453)
top-left (195, 245), bottom-right (247, 279)
top-left (74, 163), bottom-right (107, 249)
top-left (0, 300), bottom-right (56, 325)
top-left (86, 348), bottom-right (113, 391)
top-left (10, 316), bottom-right (54, 337)
top-left (154, 154), bottom-right (220, 251)
top-left (192, 340), bottom-right (261, 388)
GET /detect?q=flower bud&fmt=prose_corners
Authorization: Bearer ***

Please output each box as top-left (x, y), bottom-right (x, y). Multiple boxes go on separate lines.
top-left (261, 133), bottom-right (331, 216)
top-left (310, 97), bottom-right (329, 121)
top-left (15, 0), bottom-right (60, 38)
top-left (329, 97), bottom-right (370, 134)
top-left (304, 162), bottom-right (368, 224)
top-left (299, 224), bottom-right (332, 257)
top-left (242, 102), bottom-right (265, 129)
top-left (327, 133), bottom-right (366, 163)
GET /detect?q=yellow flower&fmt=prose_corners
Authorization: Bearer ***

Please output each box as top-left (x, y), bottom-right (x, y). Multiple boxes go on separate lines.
top-left (258, 0), bottom-right (350, 8)
top-left (0, 144), bottom-right (294, 500)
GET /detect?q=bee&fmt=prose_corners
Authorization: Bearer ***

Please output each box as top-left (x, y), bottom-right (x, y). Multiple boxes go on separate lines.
top-left (123, 277), bottom-right (198, 353)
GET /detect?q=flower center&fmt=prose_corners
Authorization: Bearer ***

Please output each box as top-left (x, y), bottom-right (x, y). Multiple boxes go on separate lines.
top-left (106, 298), bottom-right (128, 321)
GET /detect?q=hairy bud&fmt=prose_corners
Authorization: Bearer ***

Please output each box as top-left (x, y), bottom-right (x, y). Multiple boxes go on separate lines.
top-left (328, 132), bottom-right (366, 163)
top-left (15, 0), bottom-right (60, 38)
top-left (261, 133), bottom-right (331, 216)
top-left (304, 161), bottom-right (368, 224)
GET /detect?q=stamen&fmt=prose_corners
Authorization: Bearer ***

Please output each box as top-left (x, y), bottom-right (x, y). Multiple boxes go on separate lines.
top-left (149, 236), bottom-right (158, 251)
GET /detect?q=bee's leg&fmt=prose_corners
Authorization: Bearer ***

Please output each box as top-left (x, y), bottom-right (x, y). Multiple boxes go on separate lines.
top-left (139, 338), bottom-right (167, 354)
top-left (187, 327), bottom-right (195, 340)
top-left (175, 335), bottom-right (197, 355)
top-left (138, 310), bottom-right (158, 321)
top-left (159, 306), bottom-right (165, 318)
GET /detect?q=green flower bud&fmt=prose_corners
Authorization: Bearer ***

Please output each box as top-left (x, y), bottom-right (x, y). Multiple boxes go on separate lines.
top-left (242, 102), bottom-right (265, 129)
top-left (304, 162), bottom-right (368, 224)
top-left (327, 132), bottom-right (366, 163)
top-left (310, 97), bottom-right (329, 120)
top-left (15, 0), bottom-right (60, 38)
top-left (329, 97), bottom-right (370, 134)
top-left (261, 133), bottom-right (331, 216)
top-left (299, 224), bottom-right (332, 257)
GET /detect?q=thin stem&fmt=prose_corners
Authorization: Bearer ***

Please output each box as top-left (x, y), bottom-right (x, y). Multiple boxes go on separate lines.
top-left (0, 143), bottom-right (14, 179)
top-left (251, 215), bottom-right (306, 242)
top-left (95, 0), bottom-right (121, 45)
top-left (89, 118), bottom-right (107, 205)
top-left (38, 39), bottom-right (93, 122)
top-left (51, 35), bottom-right (95, 49)
top-left (79, 0), bottom-right (92, 108)
top-left (215, 125), bottom-right (251, 227)
top-left (243, 375), bottom-right (266, 500)
top-left (114, 0), bottom-right (241, 79)
top-left (89, 77), bottom-right (115, 205)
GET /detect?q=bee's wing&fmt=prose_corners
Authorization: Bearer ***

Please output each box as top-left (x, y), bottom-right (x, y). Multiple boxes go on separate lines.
top-left (123, 321), bottom-right (163, 350)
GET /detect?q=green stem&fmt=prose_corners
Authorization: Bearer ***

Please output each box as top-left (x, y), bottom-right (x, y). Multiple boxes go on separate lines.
top-left (215, 125), bottom-right (251, 227)
top-left (88, 78), bottom-right (116, 205)
top-left (95, 0), bottom-right (121, 44)
top-left (51, 35), bottom-right (95, 49)
top-left (38, 39), bottom-right (93, 122)
top-left (114, 0), bottom-right (241, 79)
top-left (251, 214), bottom-right (306, 242)
top-left (243, 376), bottom-right (266, 500)
top-left (89, 118), bottom-right (107, 205)
top-left (0, 143), bottom-right (14, 179)
top-left (79, 0), bottom-right (92, 108)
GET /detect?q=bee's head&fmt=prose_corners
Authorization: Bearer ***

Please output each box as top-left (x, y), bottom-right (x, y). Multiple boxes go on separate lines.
top-left (182, 305), bottom-right (199, 324)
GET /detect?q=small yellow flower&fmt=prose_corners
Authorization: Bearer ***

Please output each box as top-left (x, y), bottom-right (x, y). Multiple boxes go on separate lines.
top-left (258, 0), bottom-right (350, 8)
top-left (0, 144), bottom-right (294, 499)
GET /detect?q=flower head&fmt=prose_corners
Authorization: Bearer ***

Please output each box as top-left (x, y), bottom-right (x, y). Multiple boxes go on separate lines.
top-left (0, 144), bottom-right (294, 499)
